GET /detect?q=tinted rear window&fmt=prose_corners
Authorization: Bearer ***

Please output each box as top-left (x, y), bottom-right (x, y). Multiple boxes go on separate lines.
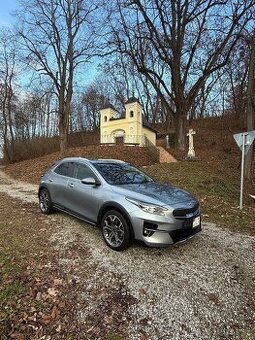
top-left (54, 162), bottom-right (74, 177)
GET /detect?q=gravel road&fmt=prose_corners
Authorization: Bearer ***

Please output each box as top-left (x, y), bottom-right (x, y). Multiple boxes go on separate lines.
top-left (0, 170), bottom-right (254, 340)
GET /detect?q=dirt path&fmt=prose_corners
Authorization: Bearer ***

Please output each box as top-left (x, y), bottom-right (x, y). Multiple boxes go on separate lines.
top-left (0, 170), bottom-right (255, 340)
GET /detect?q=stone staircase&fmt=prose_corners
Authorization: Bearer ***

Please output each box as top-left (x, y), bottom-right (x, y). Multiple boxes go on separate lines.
top-left (156, 146), bottom-right (177, 163)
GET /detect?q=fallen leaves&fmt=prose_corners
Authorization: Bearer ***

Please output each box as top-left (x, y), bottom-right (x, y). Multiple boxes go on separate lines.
top-left (47, 287), bottom-right (58, 297)
top-left (10, 332), bottom-right (25, 340)
top-left (41, 305), bottom-right (60, 325)
top-left (0, 194), bottom-right (73, 339)
top-left (138, 287), bottom-right (146, 295)
top-left (0, 192), bottom-right (134, 340)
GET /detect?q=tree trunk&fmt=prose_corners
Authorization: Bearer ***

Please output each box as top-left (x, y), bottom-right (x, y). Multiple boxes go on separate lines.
top-left (3, 130), bottom-right (11, 163)
top-left (2, 81), bottom-right (14, 163)
top-left (59, 121), bottom-right (68, 152)
top-left (175, 113), bottom-right (187, 151)
top-left (58, 98), bottom-right (68, 153)
top-left (245, 31), bottom-right (255, 180)
top-left (174, 98), bottom-right (188, 151)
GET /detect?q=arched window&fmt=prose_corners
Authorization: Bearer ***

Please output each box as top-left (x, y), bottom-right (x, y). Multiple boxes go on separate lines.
top-left (104, 116), bottom-right (107, 122)
top-left (130, 110), bottom-right (134, 118)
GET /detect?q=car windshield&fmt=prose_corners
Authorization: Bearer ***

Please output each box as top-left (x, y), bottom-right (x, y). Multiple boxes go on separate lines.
top-left (93, 162), bottom-right (153, 185)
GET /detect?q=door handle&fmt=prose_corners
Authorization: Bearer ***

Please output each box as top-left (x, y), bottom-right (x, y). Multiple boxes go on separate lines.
top-left (68, 183), bottom-right (74, 188)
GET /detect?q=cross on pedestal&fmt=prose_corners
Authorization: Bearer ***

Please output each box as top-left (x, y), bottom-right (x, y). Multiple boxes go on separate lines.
top-left (187, 129), bottom-right (196, 159)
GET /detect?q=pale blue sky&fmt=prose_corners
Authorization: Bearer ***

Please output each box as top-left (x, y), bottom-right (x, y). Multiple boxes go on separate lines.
top-left (0, 0), bottom-right (19, 26)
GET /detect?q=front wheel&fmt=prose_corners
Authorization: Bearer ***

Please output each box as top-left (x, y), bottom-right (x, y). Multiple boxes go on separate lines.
top-left (101, 210), bottom-right (131, 251)
top-left (39, 188), bottom-right (53, 214)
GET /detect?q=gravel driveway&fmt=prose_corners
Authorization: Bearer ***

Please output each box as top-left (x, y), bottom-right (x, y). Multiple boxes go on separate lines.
top-left (0, 170), bottom-right (254, 340)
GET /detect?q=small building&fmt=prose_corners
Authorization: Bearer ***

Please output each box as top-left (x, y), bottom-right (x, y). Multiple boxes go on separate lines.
top-left (100, 97), bottom-right (157, 146)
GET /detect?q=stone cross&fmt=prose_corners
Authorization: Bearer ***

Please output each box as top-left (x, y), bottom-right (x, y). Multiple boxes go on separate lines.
top-left (187, 129), bottom-right (196, 159)
top-left (166, 135), bottom-right (170, 149)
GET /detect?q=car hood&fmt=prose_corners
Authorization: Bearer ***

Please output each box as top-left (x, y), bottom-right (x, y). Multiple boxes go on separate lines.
top-left (111, 182), bottom-right (197, 206)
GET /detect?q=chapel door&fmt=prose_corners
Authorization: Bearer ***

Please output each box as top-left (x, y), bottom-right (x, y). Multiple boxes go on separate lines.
top-left (115, 136), bottom-right (124, 144)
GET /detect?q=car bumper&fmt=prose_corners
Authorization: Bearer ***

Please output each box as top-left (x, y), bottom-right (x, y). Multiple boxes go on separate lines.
top-left (129, 210), bottom-right (201, 247)
top-left (142, 224), bottom-right (202, 247)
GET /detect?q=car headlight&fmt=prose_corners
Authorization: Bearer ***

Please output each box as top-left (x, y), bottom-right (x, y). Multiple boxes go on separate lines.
top-left (126, 198), bottom-right (169, 216)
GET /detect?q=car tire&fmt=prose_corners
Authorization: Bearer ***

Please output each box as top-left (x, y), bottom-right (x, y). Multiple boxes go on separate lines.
top-left (39, 188), bottom-right (53, 214)
top-left (101, 210), bottom-right (131, 251)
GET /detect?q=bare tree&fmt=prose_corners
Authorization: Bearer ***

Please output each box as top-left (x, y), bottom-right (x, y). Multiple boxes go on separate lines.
top-left (0, 30), bottom-right (18, 162)
top-left (100, 57), bottom-right (170, 126)
top-left (223, 37), bottom-right (249, 129)
top-left (72, 82), bottom-right (108, 131)
top-left (18, 0), bottom-right (99, 152)
top-left (108, 0), bottom-right (254, 150)
top-left (245, 30), bottom-right (255, 180)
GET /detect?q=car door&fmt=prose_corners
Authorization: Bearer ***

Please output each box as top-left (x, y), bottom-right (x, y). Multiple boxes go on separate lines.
top-left (48, 161), bottom-right (74, 208)
top-left (65, 162), bottom-right (101, 224)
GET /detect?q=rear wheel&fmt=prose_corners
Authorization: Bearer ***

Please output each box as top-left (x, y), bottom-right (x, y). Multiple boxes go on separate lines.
top-left (101, 210), bottom-right (131, 251)
top-left (39, 188), bottom-right (53, 214)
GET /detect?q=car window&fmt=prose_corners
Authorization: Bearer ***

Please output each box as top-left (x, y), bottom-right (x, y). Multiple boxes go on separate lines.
top-left (73, 163), bottom-right (96, 180)
top-left (54, 162), bottom-right (74, 177)
top-left (93, 162), bottom-right (153, 185)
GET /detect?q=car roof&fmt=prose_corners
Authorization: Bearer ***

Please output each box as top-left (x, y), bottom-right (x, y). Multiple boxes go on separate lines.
top-left (90, 159), bottom-right (126, 164)
top-left (59, 157), bottom-right (126, 164)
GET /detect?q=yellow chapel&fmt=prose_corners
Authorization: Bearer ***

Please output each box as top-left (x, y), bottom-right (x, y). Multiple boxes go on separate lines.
top-left (100, 97), bottom-right (157, 146)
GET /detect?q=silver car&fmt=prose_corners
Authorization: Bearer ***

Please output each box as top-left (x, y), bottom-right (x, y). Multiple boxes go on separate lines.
top-left (38, 157), bottom-right (201, 251)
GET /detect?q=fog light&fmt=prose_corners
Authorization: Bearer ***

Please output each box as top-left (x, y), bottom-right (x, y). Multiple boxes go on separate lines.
top-left (143, 228), bottom-right (155, 237)
top-left (143, 222), bottom-right (158, 237)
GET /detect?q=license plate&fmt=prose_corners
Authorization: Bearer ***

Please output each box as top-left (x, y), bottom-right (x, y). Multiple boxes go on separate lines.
top-left (192, 216), bottom-right (200, 229)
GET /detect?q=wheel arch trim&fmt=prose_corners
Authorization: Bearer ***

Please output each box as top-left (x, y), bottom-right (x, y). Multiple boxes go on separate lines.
top-left (97, 202), bottom-right (134, 239)
top-left (38, 185), bottom-right (49, 197)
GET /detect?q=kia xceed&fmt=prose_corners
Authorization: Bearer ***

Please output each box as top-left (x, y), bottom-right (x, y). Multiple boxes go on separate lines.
top-left (38, 157), bottom-right (201, 250)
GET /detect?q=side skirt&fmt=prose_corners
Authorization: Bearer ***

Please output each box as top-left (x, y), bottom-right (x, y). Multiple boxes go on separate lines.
top-left (52, 203), bottom-right (97, 227)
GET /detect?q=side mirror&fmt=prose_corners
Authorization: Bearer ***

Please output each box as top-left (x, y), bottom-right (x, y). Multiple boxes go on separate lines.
top-left (81, 177), bottom-right (100, 186)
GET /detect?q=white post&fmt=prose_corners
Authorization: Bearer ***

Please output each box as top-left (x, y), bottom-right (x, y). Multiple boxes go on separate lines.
top-left (239, 133), bottom-right (247, 210)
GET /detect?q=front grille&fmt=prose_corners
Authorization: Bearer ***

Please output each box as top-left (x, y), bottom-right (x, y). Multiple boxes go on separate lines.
top-left (170, 224), bottom-right (201, 243)
top-left (173, 203), bottom-right (199, 218)
top-left (182, 218), bottom-right (193, 229)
